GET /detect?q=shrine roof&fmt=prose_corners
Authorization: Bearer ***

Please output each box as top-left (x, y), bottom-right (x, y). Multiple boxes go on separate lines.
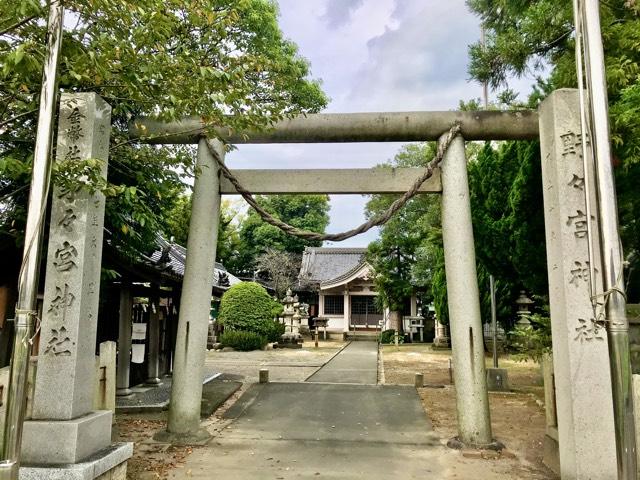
top-left (148, 236), bottom-right (241, 289)
top-left (299, 247), bottom-right (368, 284)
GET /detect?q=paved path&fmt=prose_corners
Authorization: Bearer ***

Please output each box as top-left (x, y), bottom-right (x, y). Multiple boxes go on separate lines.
top-left (168, 383), bottom-right (443, 479)
top-left (166, 343), bottom-right (445, 479)
top-left (306, 341), bottom-right (378, 384)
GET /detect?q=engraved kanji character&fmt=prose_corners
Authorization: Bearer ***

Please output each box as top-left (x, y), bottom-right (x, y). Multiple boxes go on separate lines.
top-left (567, 174), bottom-right (585, 191)
top-left (574, 318), bottom-right (604, 343)
top-left (566, 210), bottom-right (588, 238)
top-left (569, 261), bottom-right (590, 286)
top-left (560, 131), bottom-right (590, 159)
top-left (67, 106), bottom-right (85, 124)
top-left (48, 284), bottom-right (75, 318)
top-left (58, 208), bottom-right (77, 231)
top-left (66, 123), bottom-right (84, 142)
top-left (44, 326), bottom-right (72, 356)
top-left (64, 145), bottom-right (82, 162)
top-left (53, 241), bottom-right (78, 272)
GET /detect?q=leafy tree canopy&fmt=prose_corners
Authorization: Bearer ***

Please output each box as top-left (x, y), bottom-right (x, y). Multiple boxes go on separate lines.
top-left (468, 0), bottom-right (640, 166)
top-left (164, 196), bottom-right (243, 272)
top-left (237, 194), bottom-right (330, 275)
top-left (467, 0), bottom-right (640, 297)
top-left (365, 144), bottom-right (444, 318)
top-left (0, 0), bottom-right (328, 278)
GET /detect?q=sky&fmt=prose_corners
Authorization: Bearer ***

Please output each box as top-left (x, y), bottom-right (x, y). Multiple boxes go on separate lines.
top-left (225, 0), bottom-right (539, 247)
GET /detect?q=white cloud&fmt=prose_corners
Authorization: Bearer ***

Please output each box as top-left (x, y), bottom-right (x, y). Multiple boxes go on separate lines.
top-left (227, 1), bottom-right (542, 248)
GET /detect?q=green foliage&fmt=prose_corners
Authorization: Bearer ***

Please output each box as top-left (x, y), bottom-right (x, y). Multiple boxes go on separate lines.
top-left (219, 330), bottom-right (267, 351)
top-left (164, 197), bottom-right (243, 271)
top-left (468, 1), bottom-right (640, 166)
top-left (0, 0), bottom-right (328, 268)
top-left (467, 0), bottom-right (640, 295)
top-left (237, 195), bottom-right (330, 275)
top-left (508, 314), bottom-right (552, 363)
top-left (379, 329), bottom-right (404, 344)
top-left (217, 281), bottom-right (284, 342)
top-left (467, 141), bottom-right (548, 326)
top-left (366, 144), bottom-right (439, 315)
top-left (365, 144), bottom-right (449, 324)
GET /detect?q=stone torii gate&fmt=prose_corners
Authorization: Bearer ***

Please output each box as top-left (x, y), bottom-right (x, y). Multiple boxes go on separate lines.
top-left (129, 89), bottom-right (619, 478)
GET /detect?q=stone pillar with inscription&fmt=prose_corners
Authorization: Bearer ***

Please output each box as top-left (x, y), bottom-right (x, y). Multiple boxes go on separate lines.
top-left (539, 89), bottom-right (617, 479)
top-left (20, 93), bottom-right (132, 476)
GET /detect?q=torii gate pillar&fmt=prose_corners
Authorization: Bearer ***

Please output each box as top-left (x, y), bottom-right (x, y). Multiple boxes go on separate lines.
top-left (440, 133), bottom-right (493, 447)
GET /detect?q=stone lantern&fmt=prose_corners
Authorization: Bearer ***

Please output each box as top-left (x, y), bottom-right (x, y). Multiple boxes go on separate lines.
top-left (275, 288), bottom-right (303, 348)
top-left (515, 291), bottom-right (534, 327)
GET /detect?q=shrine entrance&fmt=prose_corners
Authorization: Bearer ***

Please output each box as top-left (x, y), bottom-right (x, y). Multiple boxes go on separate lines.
top-left (126, 87), bottom-right (630, 478)
top-left (350, 296), bottom-right (381, 328)
top-left (9, 89), bottom-right (627, 480)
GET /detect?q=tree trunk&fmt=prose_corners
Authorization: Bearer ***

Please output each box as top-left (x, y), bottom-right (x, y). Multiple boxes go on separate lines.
top-left (390, 310), bottom-right (403, 335)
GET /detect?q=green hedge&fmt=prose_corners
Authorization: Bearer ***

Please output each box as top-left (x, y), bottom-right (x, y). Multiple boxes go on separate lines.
top-left (218, 282), bottom-right (285, 342)
top-left (379, 329), bottom-right (404, 344)
top-left (220, 330), bottom-right (267, 351)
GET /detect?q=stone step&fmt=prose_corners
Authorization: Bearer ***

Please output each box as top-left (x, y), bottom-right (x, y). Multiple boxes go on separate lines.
top-left (344, 331), bottom-right (379, 341)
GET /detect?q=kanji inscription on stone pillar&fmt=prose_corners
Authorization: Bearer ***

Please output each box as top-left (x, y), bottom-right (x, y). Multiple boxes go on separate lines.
top-left (539, 89), bottom-right (616, 479)
top-left (31, 93), bottom-right (111, 420)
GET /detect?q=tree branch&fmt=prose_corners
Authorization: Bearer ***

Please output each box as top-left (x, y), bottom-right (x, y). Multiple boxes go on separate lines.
top-left (0, 109), bottom-right (38, 129)
top-left (0, 14), bottom-right (38, 37)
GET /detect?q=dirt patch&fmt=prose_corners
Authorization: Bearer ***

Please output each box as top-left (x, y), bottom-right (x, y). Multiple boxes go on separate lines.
top-left (382, 344), bottom-right (557, 480)
top-left (115, 415), bottom-right (193, 479)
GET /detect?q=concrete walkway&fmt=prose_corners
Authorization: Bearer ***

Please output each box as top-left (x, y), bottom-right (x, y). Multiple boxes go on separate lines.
top-left (168, 383), bottom-right (442, 479)
top-left (165, 342), bottom-right (447, 479)
top-left (306, 341), bottom-right (378, 384)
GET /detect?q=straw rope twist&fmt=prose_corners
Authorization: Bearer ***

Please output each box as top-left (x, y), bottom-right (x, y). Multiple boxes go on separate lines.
top-left (204, 123), bottom-right (461, 242)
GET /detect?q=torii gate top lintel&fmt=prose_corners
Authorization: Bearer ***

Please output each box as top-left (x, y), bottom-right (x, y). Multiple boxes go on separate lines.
top-left (130, 109), bottom-right (539, 145)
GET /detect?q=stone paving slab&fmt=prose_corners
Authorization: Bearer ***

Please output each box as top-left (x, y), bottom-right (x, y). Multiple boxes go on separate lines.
top-left (116, 369), bottom-right (219, 412)
top-left (306, 341), bottom-right (378, 384)
top-left (169, 382), bottom-right (441, 480)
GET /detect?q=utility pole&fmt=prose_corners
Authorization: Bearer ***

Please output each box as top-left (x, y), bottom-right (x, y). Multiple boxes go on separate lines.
top-left (578, 1), bottom-right (636, 478)
top-left (0, 2), bottom-right (64, 479)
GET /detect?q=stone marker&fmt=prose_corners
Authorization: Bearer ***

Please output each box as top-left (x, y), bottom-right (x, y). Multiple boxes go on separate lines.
top-left (20, 93), bottom-right (131, 473)
top-left (414, 373), bottom-right (424, 389)
top-left (94, 341), bottom-right (117, 415)
top-left (486, 368), bottom-right (510, 392)
top-left (539, 89), bottom-right (617, 478)
top-left (259, 369), bottom-right (269, 384)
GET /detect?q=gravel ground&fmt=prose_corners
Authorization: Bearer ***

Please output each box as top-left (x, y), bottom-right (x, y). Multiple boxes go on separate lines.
top-left (382, 344), bottom-right (557, 480)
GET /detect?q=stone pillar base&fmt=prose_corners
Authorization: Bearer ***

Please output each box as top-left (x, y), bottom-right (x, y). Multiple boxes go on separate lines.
top-left (20, 442), bottom-right (133, 480)
top-left (115, 388), bottom-right (133, 397)
top-left (153, 427), bottom-right (211, 446)
top-left (543, 429), bottom-right (560, 475)
top-left (22, 410), bottom-right (112, 464)
top-left (432, 337), bottom-right (450, 349)
top-left (145, 377), bottom-right (162, 387)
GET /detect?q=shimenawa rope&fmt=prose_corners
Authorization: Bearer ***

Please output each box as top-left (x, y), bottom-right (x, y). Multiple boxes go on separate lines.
top-left (204, 123), bottom-right (461, 242)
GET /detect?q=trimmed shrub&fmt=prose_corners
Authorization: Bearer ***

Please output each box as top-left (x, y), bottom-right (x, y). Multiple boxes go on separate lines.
top-left (220, 330), bottom-right (267, 351)
top-left (218, 282), bottom-right (284, 342)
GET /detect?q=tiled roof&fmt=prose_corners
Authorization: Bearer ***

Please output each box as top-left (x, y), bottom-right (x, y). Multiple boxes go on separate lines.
top-left (299, 247), bottom-right (368, 284)
top-left (149, 236), bottom-right (241, 289)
